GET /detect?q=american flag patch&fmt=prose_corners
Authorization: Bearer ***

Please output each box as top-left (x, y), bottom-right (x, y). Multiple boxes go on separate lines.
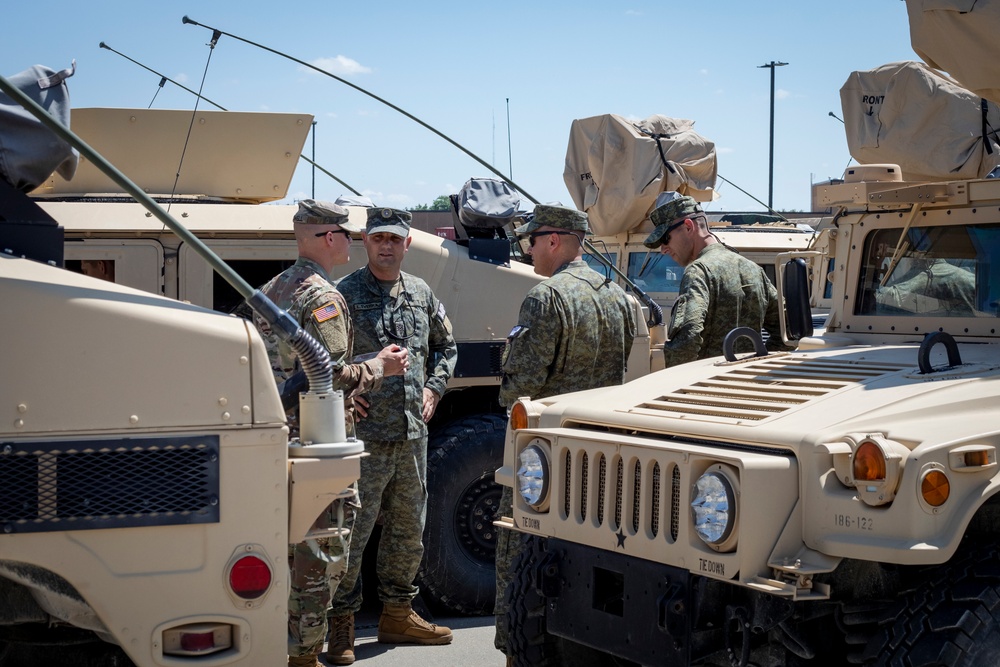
top-left (312, 301), bottom-right (341, 323)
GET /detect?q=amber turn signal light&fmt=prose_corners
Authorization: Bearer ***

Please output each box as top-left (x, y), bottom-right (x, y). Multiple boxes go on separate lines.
top-left (920, 470), bottom-right (950, 507)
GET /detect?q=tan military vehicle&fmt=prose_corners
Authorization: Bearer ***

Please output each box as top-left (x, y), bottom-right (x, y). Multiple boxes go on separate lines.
top-left (499, 158), bottom-right (1000, 665)
top-left (0, 76), bottom-right (360, 665)
top-left (21, 105), bottom-right (820, 621)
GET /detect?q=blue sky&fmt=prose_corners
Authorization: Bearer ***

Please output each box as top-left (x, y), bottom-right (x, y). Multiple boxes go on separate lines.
top-left (4, 1), bottom-right (918, 213)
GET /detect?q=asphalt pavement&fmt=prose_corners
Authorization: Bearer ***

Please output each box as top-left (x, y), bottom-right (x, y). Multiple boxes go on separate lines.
top-left (319, 611), bottom-right (506, 667)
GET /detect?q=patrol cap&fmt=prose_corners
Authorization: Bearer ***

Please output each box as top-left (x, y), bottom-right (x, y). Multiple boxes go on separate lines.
top-left (643, 191), bottom-right (703, 248)
top-left (293, 199), bottom-right (362, 232)
top-left (513, 203), bottom-right (589, 235)
top-left (366, 207), bottom-right (412, 238)
top-left (334, 194), bottom-right (376, 208)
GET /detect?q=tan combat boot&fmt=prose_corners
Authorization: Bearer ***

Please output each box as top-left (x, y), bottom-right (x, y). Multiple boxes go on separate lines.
top-left (287, 654), bottom-right (320, 667)
top-left (377, 602), bottom-right (453, 645)
top-left (325, 613), bottom-right (356, 665)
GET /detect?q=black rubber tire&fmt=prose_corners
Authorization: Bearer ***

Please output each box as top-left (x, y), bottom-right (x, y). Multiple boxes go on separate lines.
top-left (857, 541), bottom-right (1000, 666)
top-left (418, 413), bottom-right (506, 616)
top-left (506, 534), bottom-right (562, 667)
top-left (0, 631), bottom-right (134, 667)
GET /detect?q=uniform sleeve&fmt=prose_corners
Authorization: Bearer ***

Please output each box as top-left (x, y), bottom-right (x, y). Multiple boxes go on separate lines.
top-left (499, 291), bottom-right (558, 407)
top-left (662, 266), bottom-right (710, 367)
top-left (303, 292), bottom-right (384, 398)
top-left (424, 291), bottom-right (457, 398)
top-left (623, 291), bottom-right (637, 363)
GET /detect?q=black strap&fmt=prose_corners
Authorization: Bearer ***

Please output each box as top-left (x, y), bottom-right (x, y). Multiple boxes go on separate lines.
top-left (983, 99), bottom-right (994, 155)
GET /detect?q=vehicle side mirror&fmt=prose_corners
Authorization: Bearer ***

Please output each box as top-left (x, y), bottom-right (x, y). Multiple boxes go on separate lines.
top-left (783, 258), bottom-right (813, 341)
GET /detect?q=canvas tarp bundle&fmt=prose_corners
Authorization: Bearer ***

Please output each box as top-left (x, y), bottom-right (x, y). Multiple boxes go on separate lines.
top-left (840, 61), bottom-right (1000, 182)
top-left (0, 63), bottom-right (78, 192)
top-left (563, 114), bottom-right (717, 237)
top-left (906, 0), bottom-right (1000, 106)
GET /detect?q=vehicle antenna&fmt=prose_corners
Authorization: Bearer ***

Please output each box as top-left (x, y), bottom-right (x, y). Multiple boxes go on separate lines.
top-left (506, 97), bottom-right (513, 179)
top-left (715, 174), bottom-right (787, 220)
top-left (98, 41), bottom-right (362, 196)
top-left (180, 16), bottom-right (664, 326)
top-left (182, 16), bottom-right (541, 203)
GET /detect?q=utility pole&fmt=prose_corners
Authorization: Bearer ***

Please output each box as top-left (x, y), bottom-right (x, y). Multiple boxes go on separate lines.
top-left (311, 121), bottom-right (317, 199)
top-left (758, 61), bottom-right (788, 209)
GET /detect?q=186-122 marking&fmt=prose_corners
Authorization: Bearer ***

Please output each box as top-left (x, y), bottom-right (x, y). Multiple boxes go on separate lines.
top-left (834, 514), bottom-right (874, 531)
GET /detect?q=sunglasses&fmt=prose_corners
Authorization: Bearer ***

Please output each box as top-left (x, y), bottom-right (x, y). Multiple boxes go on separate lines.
top-left (315, 229), bottom-right (352, 239)
top-left (527, 230), bottom-right (581, 247)
top-left (659, 219), bottom-right (688, 247)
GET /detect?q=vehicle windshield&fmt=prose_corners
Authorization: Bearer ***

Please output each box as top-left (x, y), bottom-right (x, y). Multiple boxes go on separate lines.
top-left (855, 223), bottom-right (1000, 317)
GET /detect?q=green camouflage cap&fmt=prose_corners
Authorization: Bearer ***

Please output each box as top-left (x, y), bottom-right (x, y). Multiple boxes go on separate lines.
top-left (513, 203), bottom-right (589, 235)
top-left (293, 199), bottom-right (361, 232)
top-left (643, 191), bottom-right (703, 248)
top-left (366, 207), bottom-right (412, 238)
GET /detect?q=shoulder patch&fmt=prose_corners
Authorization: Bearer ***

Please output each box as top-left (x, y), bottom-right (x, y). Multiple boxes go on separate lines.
top-left (437, 301), bottom-right (447, 321)
top-left (312, 301), bottom-right (341, 323)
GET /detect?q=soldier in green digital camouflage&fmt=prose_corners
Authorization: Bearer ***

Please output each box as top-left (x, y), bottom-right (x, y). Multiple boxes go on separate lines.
top-left (253, 199), bottom-right (409, 667)
top-left (494, 203), bottom-right (636, 663)
top-left (326, 207), bottom-right (457, 665)
top-left (643, 191), bottom-right (788, 366)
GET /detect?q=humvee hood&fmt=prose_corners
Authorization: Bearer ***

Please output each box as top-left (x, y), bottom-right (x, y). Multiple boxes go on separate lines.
top-left (539, 345), bottom-right (1000, 448)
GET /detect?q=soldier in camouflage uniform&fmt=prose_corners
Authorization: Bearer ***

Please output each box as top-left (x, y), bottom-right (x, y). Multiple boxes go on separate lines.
top-left (253, 200), bottom-right (409, 667)
top-left (643, 191), bottom-right (788, 366)
top-left (494, 204), bottom-right (636, 661)
top-left (326, 207), bottom-right (457, 665)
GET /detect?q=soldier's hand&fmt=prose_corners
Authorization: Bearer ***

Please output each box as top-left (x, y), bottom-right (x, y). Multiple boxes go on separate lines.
top-left (354, 395), bottom-right (369, 420)
top-left (421, 387), bottom-right (440, 423)
top-left (377, 344), bottom-right (409, 377)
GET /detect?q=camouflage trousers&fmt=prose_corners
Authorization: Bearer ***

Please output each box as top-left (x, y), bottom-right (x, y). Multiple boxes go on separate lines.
top-left (329, 437), bottom-right (428, 615)
top-left (494, 485), bottom-right (518, 655)
top-left (288, 485), bottom-right (358, 657)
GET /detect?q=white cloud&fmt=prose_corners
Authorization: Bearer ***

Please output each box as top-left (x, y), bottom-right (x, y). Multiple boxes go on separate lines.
top-left (174, 73), bottom-right (189, 84)
top-left (717, 146), bottom-right (735, 154)
top-left (776, 89), bottom-right (791, 100)
top-left (304, 56), bottom-right (372, 76)
top-left (625, 9), bottom-right (643, 16)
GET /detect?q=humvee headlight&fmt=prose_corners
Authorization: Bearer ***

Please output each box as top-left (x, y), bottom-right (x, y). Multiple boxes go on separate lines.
top-left (517, 440), bottom-right (550, 511)
top-left (850, 436), bottom-right (904, 506)
top-left (691, 465), bottom-right (739, 552)
top-left (853, 440), bottom-right (887, 482)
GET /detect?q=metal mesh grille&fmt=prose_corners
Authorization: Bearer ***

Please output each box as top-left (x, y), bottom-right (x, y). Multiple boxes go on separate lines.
top-left (651, 463), bottom-right (660, 538)
top-left (631, 460), bottom-right (641, 533)
top-left (563, 450), bottom-right (572, 519)
top-left (670, 464), bottom-right (681, 541)
top-left (1, 436), bottom-right (220, 534)
top-left (580, 452), bottom-right (589, 522)
top-left (597, 455), bottom-right (606, 524)
top-left (614, 458), bottom-right (623, 529)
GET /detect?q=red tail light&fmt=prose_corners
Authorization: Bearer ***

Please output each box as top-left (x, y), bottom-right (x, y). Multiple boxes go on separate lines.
top-left (229, 554), bottom-right (272, 599)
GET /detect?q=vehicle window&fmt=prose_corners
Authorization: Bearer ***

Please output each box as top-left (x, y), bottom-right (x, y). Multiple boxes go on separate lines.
top-left (214, 259), bottom-right (294, 314)
top-left (855, 224), bottom-right (999, 317)
top-left (627, 251), bottom-right (682, 294)
top-left (583, 251), bottom-right (617, 279)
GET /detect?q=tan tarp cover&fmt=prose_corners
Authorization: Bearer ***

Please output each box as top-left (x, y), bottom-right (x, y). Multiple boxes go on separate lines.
top-left (840, 61), bottom-right (1000, 182)
top-left (563, 114), bottom-right (717, 237)
top-left (906, 0), bottom-right (1000, 105)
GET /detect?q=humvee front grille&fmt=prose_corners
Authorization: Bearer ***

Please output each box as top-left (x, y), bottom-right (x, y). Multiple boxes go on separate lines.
top-left (634, 357), bottom-right (908, 422)
top-left (559, 440), bottom-right (792, 554)
top-left (0, 436), bottom-right (220, 534)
